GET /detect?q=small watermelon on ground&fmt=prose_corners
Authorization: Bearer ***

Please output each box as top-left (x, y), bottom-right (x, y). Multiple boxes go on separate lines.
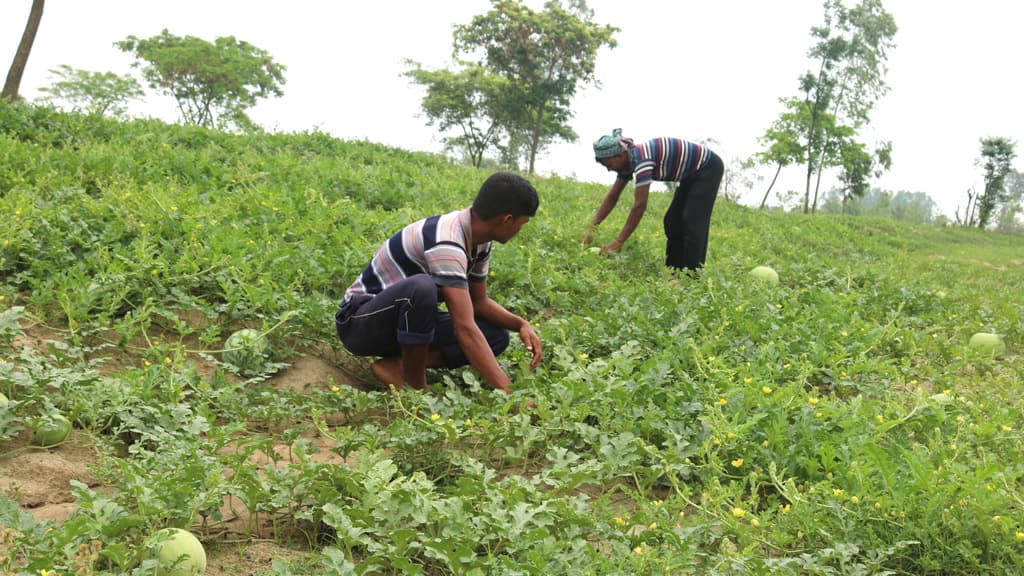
top-left (152, 528), bottom-right (207, 576)
top-left (32, 413), bottom-right (71, 446)
top-left (223, 328), bottom-right (270, 376)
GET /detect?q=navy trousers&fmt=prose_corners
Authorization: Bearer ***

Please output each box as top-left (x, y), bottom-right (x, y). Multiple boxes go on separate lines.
top-left (336, 274), bottom-right (510, 368)
top-left (663, 152), bottom-right (724, 271)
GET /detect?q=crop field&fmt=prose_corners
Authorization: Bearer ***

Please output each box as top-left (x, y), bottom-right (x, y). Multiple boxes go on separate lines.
top-left (1, 101), bottom-right (1023, 575)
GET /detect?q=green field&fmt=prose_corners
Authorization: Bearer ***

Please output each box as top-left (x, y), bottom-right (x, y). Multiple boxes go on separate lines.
top-left (2, 101), bottom-right (1023, 575)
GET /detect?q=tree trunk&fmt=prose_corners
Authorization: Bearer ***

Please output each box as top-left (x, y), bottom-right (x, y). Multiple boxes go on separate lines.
top-left (803, 159), bottom-right (815, 214)
top-left (811, 156), bottom-right (826, 214)
top-left (759, 163), bottom-right (782, 209)
top-left (2, 0), bottom-right (46, 102)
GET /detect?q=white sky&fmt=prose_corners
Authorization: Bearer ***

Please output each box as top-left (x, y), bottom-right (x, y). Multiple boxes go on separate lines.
top-left (3, 1), bottom-right (1023, 218)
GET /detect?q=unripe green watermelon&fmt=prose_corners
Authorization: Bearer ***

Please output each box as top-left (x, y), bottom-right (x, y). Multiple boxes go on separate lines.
top-left (32, 413), bottom-right (71, 446)
top-left (968, 332), bottom-right (1005, 357)
top-left (749, 265), bottom-right (779, 285)
top-left (223, 328), bottom-right (270, 376)
top-left (152, 528), bottom-right (207, 576)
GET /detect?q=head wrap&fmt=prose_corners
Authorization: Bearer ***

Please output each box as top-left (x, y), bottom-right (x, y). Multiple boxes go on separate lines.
top-left (593, 128), bottom-right (628, 160)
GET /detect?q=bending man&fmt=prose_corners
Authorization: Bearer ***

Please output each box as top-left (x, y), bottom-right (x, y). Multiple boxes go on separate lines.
top-left (336, 171), bottom-right (542, 393)
top-left (583, 128), bottom-right (724, 271)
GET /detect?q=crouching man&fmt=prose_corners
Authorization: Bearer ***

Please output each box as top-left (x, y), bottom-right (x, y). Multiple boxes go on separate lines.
top-left (335, 171), bottom-right (543, 394)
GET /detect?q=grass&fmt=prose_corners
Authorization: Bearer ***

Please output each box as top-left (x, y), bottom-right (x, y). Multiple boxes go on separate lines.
top-left (1, 100), bottom-right (1023, 575)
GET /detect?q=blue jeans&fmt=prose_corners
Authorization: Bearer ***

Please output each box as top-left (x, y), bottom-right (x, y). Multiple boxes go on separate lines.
top-left (336, 274), bottom-right (510, 368)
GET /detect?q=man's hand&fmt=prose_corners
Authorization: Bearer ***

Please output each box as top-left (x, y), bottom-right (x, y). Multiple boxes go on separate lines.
top-left (600, 240), bottom-right (623, 255)
top-left (519, 322), bottom-right (543, 370)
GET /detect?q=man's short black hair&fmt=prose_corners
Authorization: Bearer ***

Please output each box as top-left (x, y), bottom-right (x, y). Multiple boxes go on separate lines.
top-left (472, 171), bottom-right (539, 220)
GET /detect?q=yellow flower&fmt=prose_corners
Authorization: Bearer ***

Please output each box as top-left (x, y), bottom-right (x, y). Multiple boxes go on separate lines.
top-left (744, 377), bottom-right (753, 384)
top-left (331, 385), bottom-right (340, 392)
top-left (430, 413), bottom-right (441, 422)
top-left (464, 418), bottom-right (473, 426)
top-left (648, 522), bottom-right (658, 530)
top-left (808, 397), bottom-right (819, 405)
top-left (1015, 531), bottom-right (1024, 541)
top-left (718, 398), bottom-right (727, 406)
top-left (850, 496), bottom-right (860, 504)
top-left (578, 353), bottom-right (588, 360)
top-left (780, 504), bottom-right (791, 514)
top-left (841, 331), bottom-right (848, 337)
top-left (731, 507), bottom-right (746, 518)
top-left (762, 386), bottom-right (773, 394)
top-left (712, 437), bottom-right (722, 446)
top-left (731, 458), bottom-right (744, 468)
top-left (1001, 425), bottom-right (1013, 432)
top-left (875, 415), bottom-right (885, 423)
top-left (614, 517), bottom-right (626, 526)
top-left (833, 488), bottom-right (845, 496)
top-left (750, 517), bottom-right (760, 527)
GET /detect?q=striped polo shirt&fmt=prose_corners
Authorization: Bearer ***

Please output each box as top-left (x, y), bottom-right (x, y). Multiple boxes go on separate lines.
top-left (342, 207), bottom-right (490, 305)
top-left (617, 137), bottom-right (713, 186)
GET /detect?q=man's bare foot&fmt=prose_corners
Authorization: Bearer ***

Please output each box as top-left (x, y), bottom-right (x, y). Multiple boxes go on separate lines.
top-left (370, 358), bottom-right (404, 388)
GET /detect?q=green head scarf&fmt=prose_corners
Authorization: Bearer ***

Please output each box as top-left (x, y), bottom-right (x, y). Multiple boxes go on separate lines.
top-left (593, 128), bottom-right (627, 160)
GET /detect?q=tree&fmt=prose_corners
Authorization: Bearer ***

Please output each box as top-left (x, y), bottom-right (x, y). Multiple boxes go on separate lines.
top-left (451, 0), bottom-right (616, 173)
top-left (116, 30), bottom-right (286, 130)
top-left (38, 65), bottom-right (143, 118)
top-left (756, 98), bottom-right (806, 209)
top-left (836, 138), bottom-right (892, 211)
top-left (755, 0), bottom-right (896, 214)
top-left (404, 61), bottom-right (510, 168)
top-left (993, 170), bottom-right (1024, 234)
top-left (2, 0), bottom-right (45, 102)
top-left (975, 136), bottom-right (1017, 228)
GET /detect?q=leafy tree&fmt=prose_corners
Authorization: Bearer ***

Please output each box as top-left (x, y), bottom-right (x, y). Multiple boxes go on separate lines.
top-left (993, 170), bottom-right (1024, 234)
top-left (756, 0), bottom-right (896, 214)
top-left (115, 30), bottom-right (286, 130)
top-left (404, 61), bottom-right (510, 168)
top-left (975, 136), bottom-right (1017, 228)
top-left (451, 0), bottom-right (616, 173)
top-left (37, 65), bottom-right (143, 118)
top-left (836, 138), bottom-right (892, 211)
top-left (756, 98), bottom-right (807, 208)
top-left (2, 0), bottom-right (45, 102)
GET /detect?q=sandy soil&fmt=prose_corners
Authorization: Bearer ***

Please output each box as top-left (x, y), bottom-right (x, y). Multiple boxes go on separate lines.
top-left (1, 324), bottom-right (376, 575)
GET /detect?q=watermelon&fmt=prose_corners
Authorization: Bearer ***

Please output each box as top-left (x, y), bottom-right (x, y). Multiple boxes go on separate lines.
top-left (32, 413), bottom-right (71, 446)
top-left (223, 328), bottom-right (270, 376)
top-left (152, 528), bottom-right (207, 576)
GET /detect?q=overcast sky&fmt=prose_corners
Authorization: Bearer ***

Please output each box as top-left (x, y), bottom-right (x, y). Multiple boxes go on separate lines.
top-left (3, 1), bottom-right (1023, 217)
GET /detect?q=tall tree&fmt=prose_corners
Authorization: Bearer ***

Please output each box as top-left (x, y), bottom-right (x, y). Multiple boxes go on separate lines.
top-left (404, 61), bottom-right (510, 168)
top-left (976, 136), bottom-right (1017, 228)
top-left (756, 98), bottom-right (807, 209)
top-left (38, 65), bottom-right (143, 118)
top-left (451, 0), bottom-right (616, 173)
top-left (116, 30), bottom-right (286, 130)
top-left (756, 0), bottom-right (896, 214)
top-left (2, 0), bottom-right (45, 102)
